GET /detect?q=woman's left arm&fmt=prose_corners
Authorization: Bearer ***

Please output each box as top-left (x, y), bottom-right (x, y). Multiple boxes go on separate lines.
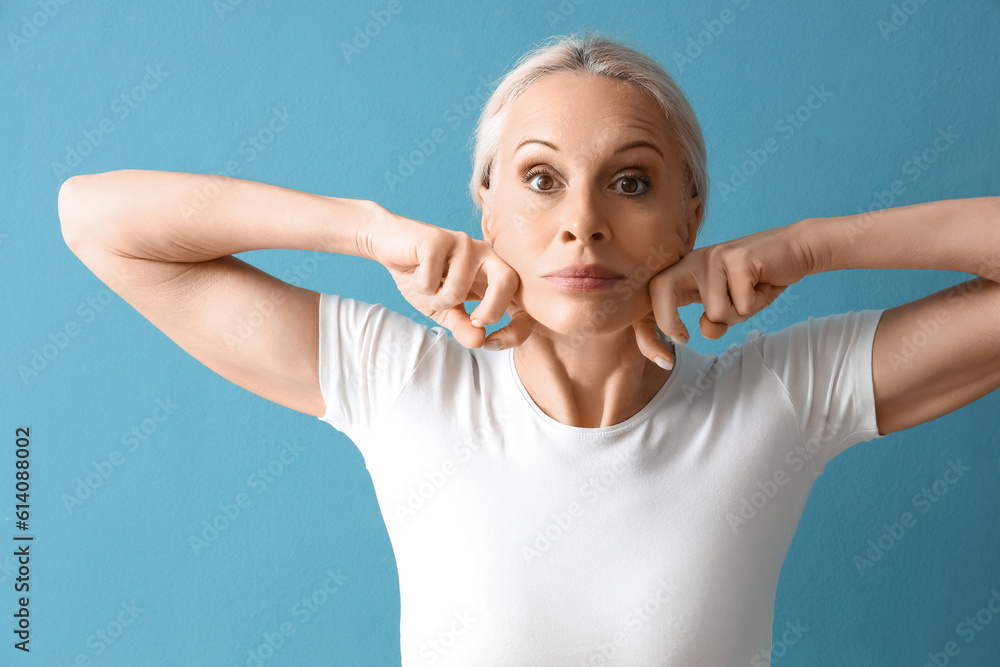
top-left (638, 196), bottom-right (1000, 437)
top-left (797, 196), bottom-right (1000, 436)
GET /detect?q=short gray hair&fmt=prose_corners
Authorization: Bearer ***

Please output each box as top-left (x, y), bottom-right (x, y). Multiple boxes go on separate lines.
top-left (468, 30), bottom-right (709, 231)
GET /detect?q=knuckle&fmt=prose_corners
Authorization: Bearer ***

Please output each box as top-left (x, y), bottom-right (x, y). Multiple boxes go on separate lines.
top-left (717, 242), bottom-right (742, 259)
top-left (710, 244), bottom-right (742, 269)
top-left (706, 301), bottom-right (733, 322)
top-left (703, 244), bottom-right (724, 262)
top-left (428, 225), bottom-right (450, 247)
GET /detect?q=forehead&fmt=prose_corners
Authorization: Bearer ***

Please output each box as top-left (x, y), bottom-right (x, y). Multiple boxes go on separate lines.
top-left (500, 71), bottom-right (677, 161)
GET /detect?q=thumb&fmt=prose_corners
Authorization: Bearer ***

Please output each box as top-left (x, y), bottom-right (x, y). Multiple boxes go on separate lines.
top-left (484, 307), bottom-right (536, 350)
top-left (633, 315), bottom-right (675, 369)
top-left (433, 303), bottom-right (484, 349)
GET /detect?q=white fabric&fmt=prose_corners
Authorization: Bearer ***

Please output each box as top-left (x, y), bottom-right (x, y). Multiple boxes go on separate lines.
top-left (317, 292), bottom-right (886, 666)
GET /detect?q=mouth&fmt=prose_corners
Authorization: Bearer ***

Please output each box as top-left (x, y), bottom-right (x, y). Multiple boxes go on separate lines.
top-left (542, 263), bottom-right (625, 292)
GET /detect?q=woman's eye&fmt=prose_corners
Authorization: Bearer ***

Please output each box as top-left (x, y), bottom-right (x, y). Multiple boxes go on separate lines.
top-left (522, 169), bottom-right (649, 196)
top-left (614, 174), bottom-right (650, 196)
top-left (525, 170), bottom-right (556, 192)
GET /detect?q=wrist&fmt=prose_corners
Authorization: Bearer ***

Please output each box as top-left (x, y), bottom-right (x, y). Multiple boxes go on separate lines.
top-left (354, 199), bottom-right (392, 262)
top-left (318, 196), bottom-right (388, 261)
top-left (789, 216), bottom-right (838, 276)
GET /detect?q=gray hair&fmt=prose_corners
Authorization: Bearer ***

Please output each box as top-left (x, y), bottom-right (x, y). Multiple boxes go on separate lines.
top-left (468, 30), bottom-right (709, 232)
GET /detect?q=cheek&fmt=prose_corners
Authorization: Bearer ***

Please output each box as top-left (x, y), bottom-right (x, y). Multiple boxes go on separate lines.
top-left (490, 236), bottom-right (524, 274)
top-left (501, 207), bottom-right (543, 241)
top-left (631, 227), bottom-right (687, 274)
top-left (491, 216), bottom-right (544, 268)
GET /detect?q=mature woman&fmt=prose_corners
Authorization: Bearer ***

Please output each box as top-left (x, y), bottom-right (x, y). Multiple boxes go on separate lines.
top-left (58, 31), bottom-right (1000, 666)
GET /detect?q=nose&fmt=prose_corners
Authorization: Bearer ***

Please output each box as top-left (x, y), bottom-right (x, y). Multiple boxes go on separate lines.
top-left (557, 186), bottom-right (612, 245)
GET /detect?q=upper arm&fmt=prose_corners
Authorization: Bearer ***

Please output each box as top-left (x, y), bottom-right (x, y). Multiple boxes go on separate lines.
top-left (871, 276), bottom-right (1000, 435)
top-left (63, 240), bottom-right (327, 419)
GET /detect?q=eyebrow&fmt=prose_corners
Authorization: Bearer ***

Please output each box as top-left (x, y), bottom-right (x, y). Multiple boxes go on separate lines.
top-left (513, 138), bottom-right (664, 160)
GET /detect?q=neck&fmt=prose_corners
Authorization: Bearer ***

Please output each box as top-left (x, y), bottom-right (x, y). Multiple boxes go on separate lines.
top-left (512, 323), bottom-right (673, 429)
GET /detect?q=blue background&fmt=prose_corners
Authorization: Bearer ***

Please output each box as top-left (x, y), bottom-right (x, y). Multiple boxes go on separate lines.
top-left (3, 0), bottom-right (999, 665)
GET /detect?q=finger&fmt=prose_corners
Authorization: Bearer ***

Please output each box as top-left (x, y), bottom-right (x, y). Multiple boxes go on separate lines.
top-left (747, 283), bottom-right (787, 318)
top-left (469, 260), bottom-right (519, 328)
top-left (430, 241), bottom-right (474, 311)
top-left (633, 315), bottom-right (674, 368)
top-left (750, 282), bottom-right (773, 313)
top-left (702, 263), bottom-right (738, 330)
top-left (650, 273), bottom-right (690, 344)
top-left (437, 303), bottom-right (484, 349)
top-left (699, 311), bottom-right (730, 339)
top-left (413, 242), bottom-right (447, 296)
top-left (483, 308), bottom-right (536, 350)
top-left (728, 262), bottom-right (758, 317)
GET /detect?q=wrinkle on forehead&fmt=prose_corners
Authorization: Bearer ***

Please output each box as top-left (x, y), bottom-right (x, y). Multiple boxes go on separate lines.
top-left (498, 73), bottom-right (679, 172)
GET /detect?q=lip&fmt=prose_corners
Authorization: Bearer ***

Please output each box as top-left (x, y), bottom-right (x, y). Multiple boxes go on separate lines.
top-left (543, 276), bottom-right (625, 291)
top-left (542, 264), bottom-right (625, 291)
top-left (543, 263), bottom-right (624, 279)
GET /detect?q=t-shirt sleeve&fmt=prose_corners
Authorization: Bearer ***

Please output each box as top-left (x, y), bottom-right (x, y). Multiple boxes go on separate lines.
top-left (316, 292), bottom-right (444, 441)
top-left (751, 309), bottom-right (888, 474)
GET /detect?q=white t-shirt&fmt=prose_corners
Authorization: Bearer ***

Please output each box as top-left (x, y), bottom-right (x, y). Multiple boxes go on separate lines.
top-left (316, 292), bottom-right (886, 666)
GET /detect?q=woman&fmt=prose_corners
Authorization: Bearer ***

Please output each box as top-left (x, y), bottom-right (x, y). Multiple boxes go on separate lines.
top-left (58, 31), bottom-right (1000, 666)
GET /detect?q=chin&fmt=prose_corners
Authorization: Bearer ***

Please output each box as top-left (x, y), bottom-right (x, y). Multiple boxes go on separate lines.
top-left (520, 287), bottom-right (650, 340)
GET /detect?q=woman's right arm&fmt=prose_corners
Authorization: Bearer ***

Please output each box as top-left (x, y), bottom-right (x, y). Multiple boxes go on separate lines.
top-left (58, 169), bottom-right (385, 418)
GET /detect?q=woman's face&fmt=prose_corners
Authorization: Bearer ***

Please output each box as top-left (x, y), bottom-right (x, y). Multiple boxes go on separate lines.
top-left (479, 71), bottom-right (703, 340)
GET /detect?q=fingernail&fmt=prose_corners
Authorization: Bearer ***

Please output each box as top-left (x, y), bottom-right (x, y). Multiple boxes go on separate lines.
top-left (675, 333), bottom-right (689, 344)
top-left (483, 340), bottom-right (504, 351)
top-left (654, 356), bottom-right (673, 371)
top-left (471, 317), bottom-right (482, 328)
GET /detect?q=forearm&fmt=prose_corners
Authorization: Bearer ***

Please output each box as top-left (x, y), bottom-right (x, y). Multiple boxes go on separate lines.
top-left (796, 197), bottom-right (1000, 282)
top-left (58, 169), bottom-right (384, 262)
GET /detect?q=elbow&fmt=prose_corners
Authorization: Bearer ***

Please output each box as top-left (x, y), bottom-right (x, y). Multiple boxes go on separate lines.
top-left (58, 171), bottom-right (124, 253)
top-left (58, 174), bottom-right (92, 252)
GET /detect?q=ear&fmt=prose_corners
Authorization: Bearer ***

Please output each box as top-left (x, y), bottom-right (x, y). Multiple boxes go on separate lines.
top-left (682, 194), bottom-right (703, 253)
top-left (478, 184), bottom-right (494, 244)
